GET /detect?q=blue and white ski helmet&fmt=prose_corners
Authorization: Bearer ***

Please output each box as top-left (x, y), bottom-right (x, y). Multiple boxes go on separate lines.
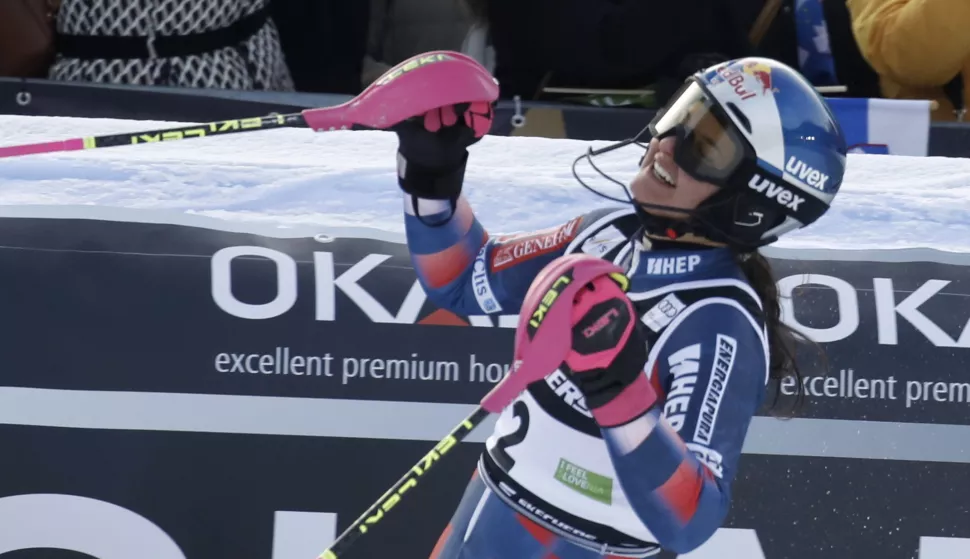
top-left (644, 57), bottom-right (848, 248)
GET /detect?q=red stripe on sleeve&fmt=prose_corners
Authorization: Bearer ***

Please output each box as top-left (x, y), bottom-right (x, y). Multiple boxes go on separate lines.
top-left (413, 240), bottom-right (477, 288)
top-left (656, 459), bottom-right (705, 524)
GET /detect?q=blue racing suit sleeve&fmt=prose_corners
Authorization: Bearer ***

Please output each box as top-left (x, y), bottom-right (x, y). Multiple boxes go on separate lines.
top-left (403, 193), bottom-right (621, 316)
top-left (600, 299), bottom-right (768, 553)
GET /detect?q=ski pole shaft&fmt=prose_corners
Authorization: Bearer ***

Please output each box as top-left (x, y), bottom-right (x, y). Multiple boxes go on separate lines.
top-left (0, 112), bottom-right (312, 160)
top-left (0, 50), bottom-right (500, 161)
top-left (317, 406), bottom-right (491, 559)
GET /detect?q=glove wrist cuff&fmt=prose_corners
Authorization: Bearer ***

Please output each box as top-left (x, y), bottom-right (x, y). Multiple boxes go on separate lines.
top-left (396, 150), bottom-right (467, 202)
top-left (589, 373), bottom-right (658, 428)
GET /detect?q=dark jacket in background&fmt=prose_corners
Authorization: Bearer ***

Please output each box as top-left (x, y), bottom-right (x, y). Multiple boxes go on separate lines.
top-left (363, 0), bottom-right (472, 88)
top-left (485, 0), bottom-right (879, 102)
top-left (271, 0), bottom-right (369, 94)
top-left (0, 0), bottom-right (57, 78)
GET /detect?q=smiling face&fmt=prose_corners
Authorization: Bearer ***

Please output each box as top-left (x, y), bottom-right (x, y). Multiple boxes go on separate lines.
top-left (630, 97), bottom-right (738, 220)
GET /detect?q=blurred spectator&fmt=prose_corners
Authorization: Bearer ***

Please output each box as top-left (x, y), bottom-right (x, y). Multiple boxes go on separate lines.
top-left (749, 0), bottom-right (880, 99)
top-left (459, 0), bottom-right (733, 101)
top-left (361, 0), bottom-right (472, 88)
top-left (461, 0), bottom-right (879, 104)
top-left (459, 0), bottom-right (495, 74)
top-left (848, 0), bottom-right (968, 121)
top-left (48, 0), bottom-right (294, 90)
top-left (0, 0), bottom-right (58, 78)
top-left (270, 0), bottom-right (369, 94)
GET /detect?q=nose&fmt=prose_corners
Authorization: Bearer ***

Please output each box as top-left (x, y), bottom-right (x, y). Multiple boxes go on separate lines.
top-left (638, 137), bottom-right (660, 168)
top-left (657, 135), bottom-right (677, 155)
top-left (639, 136), bottom-right (677, 168)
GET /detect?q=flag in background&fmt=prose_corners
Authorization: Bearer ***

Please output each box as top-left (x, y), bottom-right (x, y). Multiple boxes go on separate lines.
top-left (794, 0), bottom-right (838, 86)
top-left (825, 97), bottom-right (932, 156)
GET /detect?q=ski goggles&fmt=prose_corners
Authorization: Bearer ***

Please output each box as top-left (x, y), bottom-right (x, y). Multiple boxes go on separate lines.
top-left (645, 80), bottom-right (753, 186)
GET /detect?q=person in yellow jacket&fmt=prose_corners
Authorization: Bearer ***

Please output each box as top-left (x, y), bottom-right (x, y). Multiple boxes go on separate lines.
top-left (848, 0), bottom-right (969, 121)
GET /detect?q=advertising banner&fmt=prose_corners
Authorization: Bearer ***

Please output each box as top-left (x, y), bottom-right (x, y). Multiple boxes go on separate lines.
top-left (0, 214), bottom-right (968, 559)
top-left (825, 98), bottom-right (933, 156)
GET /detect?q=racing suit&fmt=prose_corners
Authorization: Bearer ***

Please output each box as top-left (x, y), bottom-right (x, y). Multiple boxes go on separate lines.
top-left (404, 194), bottom-right (769, 557)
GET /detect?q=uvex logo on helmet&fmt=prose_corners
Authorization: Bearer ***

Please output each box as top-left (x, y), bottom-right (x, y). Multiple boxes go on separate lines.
top-left (748, 174), bottom-right (805, 211)
top-left (784, 156), bottom-right (830, 191)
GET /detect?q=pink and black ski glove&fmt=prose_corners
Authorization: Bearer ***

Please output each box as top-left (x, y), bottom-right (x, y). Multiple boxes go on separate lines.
top-left (563, 271), bottom-right (658, 428)
top-left (481, 253), bottom-right (658, 428)
top-left (391, 102), bottom-right (494, 208)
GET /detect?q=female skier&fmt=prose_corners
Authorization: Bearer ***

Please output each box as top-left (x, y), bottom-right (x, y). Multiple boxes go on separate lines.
top-left (390, 57), bottom-right (846, 557)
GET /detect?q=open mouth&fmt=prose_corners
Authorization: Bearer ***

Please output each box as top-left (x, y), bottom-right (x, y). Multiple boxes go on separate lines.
top-left (652, 159), bottom-right (676, 188)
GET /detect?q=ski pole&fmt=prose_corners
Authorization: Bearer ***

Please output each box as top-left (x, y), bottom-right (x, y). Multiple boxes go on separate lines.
top-left (0, 50), bottom-right (499, 160)
top-left (316, 255), bottom-right (627, 559)
top-left (317, 406), bottom-right (491, 559)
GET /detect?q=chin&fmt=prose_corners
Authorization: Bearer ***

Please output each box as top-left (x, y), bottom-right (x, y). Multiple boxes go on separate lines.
top-left (632, 176), bottom-right (675, 206)
top-left (645, 207), bottom-right (690, 221)
top-left (629, 173), bottom-right (657, 202)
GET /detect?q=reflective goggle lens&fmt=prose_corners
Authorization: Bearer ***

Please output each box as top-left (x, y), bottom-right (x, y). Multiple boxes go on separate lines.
top-left (648, 82), bottom-right (746, 183)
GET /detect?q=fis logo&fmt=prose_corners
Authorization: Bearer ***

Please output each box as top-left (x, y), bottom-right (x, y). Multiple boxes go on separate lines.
top-left (784, 156), bottom-right (830, 191)
top-left (748, 174), bottom-right (805, 211)
top-left (742, 61), bottom-right (776, 94)
top-left (472, 245), bottom-right (502, 313)
top-left (580, 226), bottom-right (626, 257)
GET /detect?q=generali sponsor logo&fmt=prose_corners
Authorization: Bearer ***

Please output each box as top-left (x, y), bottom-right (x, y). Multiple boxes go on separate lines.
top-left (210, 247), bottom-right (970, 348)
top-left (490, 217), bottom-right (582, 271)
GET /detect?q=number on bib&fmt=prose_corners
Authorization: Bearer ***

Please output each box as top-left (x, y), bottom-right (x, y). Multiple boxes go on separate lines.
top-left (490, 401), bottom-right (530, 470)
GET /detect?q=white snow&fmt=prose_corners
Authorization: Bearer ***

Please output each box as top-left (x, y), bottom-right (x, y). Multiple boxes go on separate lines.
top-left (1, 115), bottom-right (969, 252)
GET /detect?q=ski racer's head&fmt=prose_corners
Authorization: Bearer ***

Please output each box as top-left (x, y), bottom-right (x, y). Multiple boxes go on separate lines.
top-left (572, 57), bottom-right (846, 413)
top-left (608, 57), bottom-right (846, 251)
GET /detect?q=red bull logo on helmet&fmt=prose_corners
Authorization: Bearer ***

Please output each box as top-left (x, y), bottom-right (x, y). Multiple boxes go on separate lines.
top-left (708, 60), bottom-right (779, 102)
top-left (742, 61), bottom-right (778, 94)
top-left (712, 66), bottom-right (757, 101)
